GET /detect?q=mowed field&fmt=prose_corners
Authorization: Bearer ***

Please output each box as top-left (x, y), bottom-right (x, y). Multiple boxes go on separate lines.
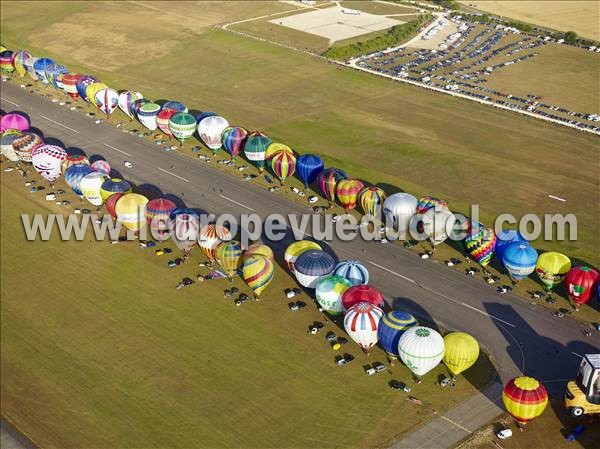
top-left (0, 172), bottom-right (496, 448)
top-left (459, 1), bottom-right (600, 41)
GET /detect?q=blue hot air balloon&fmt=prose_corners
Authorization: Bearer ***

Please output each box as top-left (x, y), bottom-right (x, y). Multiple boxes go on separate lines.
top-left (377, 310), bottom-right (418, 358)
top-left (293, 249), bottom-right (336, 289)
top-left (33, 57), bottom-right (55, 85)
top-left (45, 63), bottom-right (68, 89)
top-left (503, 242), bottom-right (538, 282)
top-left (196, 111), bottom-right (217, 122)
top-left (495, 230), bottom-right (527, 268)
top-left (333, 260), bottom-right (369, 286)
top-left (65, 164), bottom-right (95, 196)
top-left (296, 154), bottom-right (324, 188)
top-left (161, 101), bottom-right (187, 113)
top-left (75, 75), bottom-right (97, 102)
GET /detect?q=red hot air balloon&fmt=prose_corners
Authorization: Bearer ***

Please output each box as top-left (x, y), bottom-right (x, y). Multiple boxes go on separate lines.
top-left (564, 266), bottom-right (600, 310)
top-left (342, 284), bottom-right (385, 311)
top-left (105, 192), bottom-right (124, 219)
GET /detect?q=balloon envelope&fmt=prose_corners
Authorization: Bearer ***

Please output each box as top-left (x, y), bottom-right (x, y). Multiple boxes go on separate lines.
top-left (495, 230), bottom-right (527, 268)
top-left (65, 164), bottom-right (95, 196)
top-left (296, 154), bottom-right (324, 187)
top-left (198, 224), bottom-right (232, 261)
top-left (61, 73), bottom-right (82, 99)
top-left (95, 88), bottom-right (119, 115)
top-left (91, 160), bottom-right (111, 176)
top-left (11, 131), bottom-right (41, 162)
top-left (333, 260), bottom-right (369, 286)
top-left (244, 243), bottom-right (274, 261)
top-left (336, 178), bottom-right (364, 211)
top-left (536, 252), bottom-right (571, 290)
top-left (503, 377), bottom-right (548, 425)
top-left (33, 58), bottom-right (55, 84)
top-left (344, 302), bottom-right (384, 353)
top-left (146, 198), bottom-right (177, 240)
top-left (422, 207), bottom-right (454, 245)
top-left (416, 196), bottom-right (448, 215)
top-left (169, 213), bottom-right (201, 254)
top-left (317, 168), bottom-right (348, 204)
top-left (61, 153), bottom-right (89, 174)
top-left (443, 332), bottom-right (479, 376)
top-left (464, 225), bottom-right (497, 267)
top-left (215, 240), bottom-right (243, 277)
top-left (359, 186), bottom-right (386, 217)
top-left (342, 284), bottom-right (384, 310)
top-left (1, 113), bottom-right (30, 132)
top-left (105, 193), bottom-right (123, 219)
top-left (118, 91), bottom-right (143, 118)
top-left (169, 112), bottom-right (197, 143)
top-left (162, 101), bottom-right (187, 113)
top-left (265, 142), bottom-right (293, 161)
top-left (31, 144), bottom-right (67, 182)
top-left (80, 171), bottom-right (108, 206)
top-left (284, 240), bottom-right (321, 272)
top-left (398, 326), bottom-right (445, 377)
top-left (221, 126), bottom-right (247, 158)
top-left (244, 131), bottom-right (272, 172)
top-left (76, 76), bottom-right (97, 102)
top-left (0, 130), bottom-right (22, 161)
top-left (315, 275), bottom-right (352, 315)
top-left (383, 193), bottom-right (418, 235)
top-left (156, 108), bottom-right (176, 137)
top-left (0, 50), bottom-right (14, 72)
top-left (12, 50), bottom-right (31, 77)
top-left (270, 150), bottom-right (296, 183)
top-left (294, 249), bottom-right (335, 288)
top-left (503, 243), bottom-right (538, 281)
top-left (137, 102), bottom-right (161, 130)
top-left (100, 178), bottom-right (132, 202)
top-left (377, 311), bottom-right (418, 358)
top-left (115, 193), bottom-right (149, 231)
top-left (242, 254), bottom-right (274, 297)
top-left (564, 266), bottom-right (599, 306)
top-left (198, 115), bottom-right (229, 152)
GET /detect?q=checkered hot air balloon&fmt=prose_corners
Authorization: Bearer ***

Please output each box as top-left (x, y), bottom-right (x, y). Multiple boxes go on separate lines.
top-left (336, 178), bottom-right (364, 212)
top-left (565, 266), bottom-right (599, 309)
top-left (342, 284), bottom-right (384, 311)
top-left (61, 73), bottom-right (82, 100)
top-left (221, 126), bottom-right (247, 159)
top-left (198, 224), bottom-right (232, 261)
top-left (284, 240), bottom-right (321, 272)
top-left (146, 198), bottom-right (177, 240)
top-left (244, 131), bottom-right (272, 172)
top-left (377, 311), bottom-right (418, 358)
top-left (503, 377), bottom-right (548, 427)
top-left (464, 224), bottom-right (497, 267)
top-left (359, 186), bottom-right (386, 217)
top-left (315, 274), bottom-right (352, 316)
top-left (317, 168), bottom-right (348, 205)
top-left (243, 254), bottom-right (274, 298)
top-left (31, 144), bottom-right (67, 183)
top-left (333, 260), bottom-right (369, 286)
top-left (344, 302), bottom-right (384, 353)
top-left (270, 150), bottom-right (296, 184)
top-left (215, 240), bottom-right (243, 279)
top-left (76, 76), bottom-right (97, 102)
top-left (416, 196), bottom-right (449, 215)
top-left (198, 115), bottom-right (229, 154)
top-left (12, 131), bottom-right (42, 162)
top-left (169, 112), bottom-right (197, 145)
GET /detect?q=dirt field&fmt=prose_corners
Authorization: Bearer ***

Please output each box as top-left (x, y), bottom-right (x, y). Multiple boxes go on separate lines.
top-left (459, 1), bottom-right (600, 41)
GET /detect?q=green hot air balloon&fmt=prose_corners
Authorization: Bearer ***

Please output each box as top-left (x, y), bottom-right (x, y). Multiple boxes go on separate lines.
top-left (243, 131), bottom-right (272, 172)
top-left (169, 112), bottom-right (197, 146)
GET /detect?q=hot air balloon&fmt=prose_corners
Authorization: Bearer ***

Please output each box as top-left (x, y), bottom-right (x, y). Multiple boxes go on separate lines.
top-left (24, 56), bottom-right (39, 80)
top-left (198, 115), bottom-right (229, 154)
top-left (335, 178), bottom-right (364, 212)
top-left (221, 126), bottom-right (247, 159)
top-left (196, 111), bottom-right (217, 122)
top-left (33, 58), bottom-right (55, 85)
top-left (464, 225), bottom-right (497, 267)
top-left (265, 142), bottom-right (293, 161)
top-left (85, 83), bottom-right (108, 108)
top-left (344, 302), bottom-right (384, 353)
top-left (105, 193), bottom-right (123, 219)
top-left (495, 230), bottom-right (527, 268)
top-left (0, 50), bottom-right (14, 73)
top-left (45, 63), bottom-right (68, 90)
top-left (198, 224), bottom-right (232, 261)
top-left (162, 101), bottom-right (187, 113)
top-left (377, 311), bottom-right (418, 359)
top-left (244, 242), bottom-right (274, 261)
top-left (294, 249), bottom-right (335, 288)
top-left (80, 171), bottom-right (108, 206)
top-left (61, 153), bottom-right (89, 174)
top-left (100, 178), bottom-right (132, 202)
top-left (243, 131), bottom-right (272, 172)
top-left (170, 212), bottom-right (201, 255)
top-left (65, 164), bottom-right (94, 196)
top-left (12, 131), bottom-right (42, 162)
top-left (270, 150), bottom-right (296, 184)
top-left (243, 254), bottom-right (274, 298)
top-left (342, 284), bottom-right (384, 310)
top-left (1, 113), bottom-right (30, 132)
top-left (91, 160), bottom-right (111, 176)
top-left (383, 193), bottom-right (418, 236)
top-left (130, 98), bottom-right (150, 120)
top-left (359, 186), bottom-right (386, 217)
top-left (333, 260), bottom-right (369, 286)
top-left (146, 198), bottom-right (177, 240)
top-left (422, 207), bottom-right (454, 247)
top-left (0, 130), bottom-right (21, 162)
top-left (284, 240), bottom-right (322, 271)
top-left (95, 88), bottom-right (119, 117)
top-left (118, 91), bottom-right (143, 118)
top-left (317, 168), bottom-right (348, 206)
top-left (564, 266), bottom-right (600, 310)
top-left (315, 275), bottom-right (352, 316)
top-left (443, 332), bottom-right (479, 378)
top-left (503, 243), bottom-right (538, 283)
top-left (156, 108), bottom-right (176, 139)
top-left (31, 144), bottom-right (67, 183)
top-left (137, 102), bottom-right (161, 130)
top-left (169, 112), bottom-right (197, 145)
top-left (296, 154), bottom-right (324, 188)
top-left (503, 377), bottom-right (548, 428)
top-left (398, 326), bottom-right (445, 379)
top-left (61, 73), bottom-right (82, 99)
top-left (215, 240), bottom-right (243, 279)
top-left (416, 196), bottom-right (448, 215)
top-left (75, 76), bottom-right (97, 102)
top-left (12, 50), bottom-right (32, 77)
top-left (115, 193), bottom-right (149, 231)
top-left (536, 251), bottom-right (571, 291)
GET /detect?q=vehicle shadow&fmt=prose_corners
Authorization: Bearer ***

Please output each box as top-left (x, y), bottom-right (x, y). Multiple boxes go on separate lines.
top-left (549, 396), bottom-right (600, 448)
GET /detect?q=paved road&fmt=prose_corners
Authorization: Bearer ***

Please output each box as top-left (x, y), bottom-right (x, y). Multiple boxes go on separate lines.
top-left (2, 83), bottom-right (598, 448)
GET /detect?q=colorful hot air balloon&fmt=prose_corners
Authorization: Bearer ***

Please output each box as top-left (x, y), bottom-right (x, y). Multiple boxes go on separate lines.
top-left (162, 101), bottom-right (187, 113)
top-left (45, 63), bottom-right (68, 90)
top-left (24, 56), bottom-right (39, 80)
top-left (564, 266), bottom-right (600, 309)
top-left (169, 112), bottom-right (197, 145)
top-left (61, 73), bottom-right (82, 100)
top-left (317, 168), bottom-right (348, 205)
top-left (170, 213), bottom-right (201, 255)
top-left (156, 108), bottom-right (176, 139)
top-left (270, 150), bottom-right (296, 184)
top-left (61, 153), bottom-right (89, 174)
top-left (118, 91), bottom-right (143, 118)
top-left (221, 126), bottom-right (247, 159)
top-left (80, 172), bottom-right (108, 206)
top-left (398, 326), bottom-right (445, 379)
top-left (12, 50), bottom-right (32, 77)
top-left (146, 198), bottom-right (177, 240)
top-left (198, 224), bottom-right (232, 261)
top-left (265, 142), bottom-right (293, 161)
top-left (244, 131), bottom-right (272, 172)
top-left (115, 193), bottom-right (149, 231)
top-left (198, 115), bottom-right (229, 154)
top-left (536, 251), bottom-right (571, 291)
top-left (75, 76), bottom-right (97, 102)
top-left (464, 225), bottom-right (497, 267)
top-left (1, 113), bottom-right (30, 132)
top-left (12, 131), bottom-right (42, 162)
top-left (137, 102), bottom-right (161, 130)
top-left (443, 332), bottom-right (480, 377)
top-left (342, 284), bottom-right (384, 310)
top-left (503, 377), bottom-right (548, 427)
top-left (296, 154), bottom-right (324, 188)
top-left (503, 243), bottom-right (538, 282)
top-left (344, 302), bottom-right (384, 353)
top-left (495, 230), bottom-right (527, 268)
top-left (377, 311), bottom-right (418, 359)
top-left (422, 207), bottom-right (454, 246)
top-left (31, 144), bottom-right (67, 183)
top-left (416, 196), bottom-right (448, 215)
top-left (284, 240), bottom-right (322, 271)
top-left (359, 186), bottom-right (386, 217)
top-left (383, 193), bottom-right (418, 235)
top-left (315, 275), bottom-right (352, 316)
top-left (0, 50), bottom-right (15, 73)
top-left (100, 178), bottom-right (132, 202)
top-left (85, 82), bottom-right (108, 108)
top-left (244, 242), bottom-right (274, 261)
top-left (336, 178), bottom-right (364, 212)
top-left (105, 193), bottom-right (123, 219)
top-left (65, 164), bottom-right (94, 196)
top-left (130, 98), bottom-right (150, 120)
top-left (294, 249), bottom-right (335, 288)
top-left (215, 240), bottom-right (243, 278)
top-left (0, 130), bottom-right (22, 162)
top-left (33, 58), bottom-right (55, 85)
top-left (243, 254), bottom-right (274, 298)
top-left (91, 160), bottom-right (111, 176)
top-left (333, 260), bottom-right (369, 286)
top-left (95, 88), bottom-right (119, 116)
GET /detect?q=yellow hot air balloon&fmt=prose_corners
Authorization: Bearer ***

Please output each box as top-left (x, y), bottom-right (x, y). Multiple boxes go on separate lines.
top-left (215, 240), bottom-right (243, 278)
top-left (243, 254), bottom-right (274, 298)
top-left (284, 240), bottom-right (321, 271)
top-left (536, 251), bottom-right (571, 291)
top-left (115, 193), bottom-right (148, 231)
top-left (85, 82), bottom-right (108, 108)
top-left (443, 332), bottom-right (480, 377)
top-left (244, 242), bottom-right (274, 261)
top-left (265, 142), bottom-right (293, 161)
top-left (503, 377), bottom-right (548, 428)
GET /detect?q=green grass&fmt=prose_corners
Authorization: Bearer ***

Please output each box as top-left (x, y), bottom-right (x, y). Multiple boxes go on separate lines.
top-left (0, 172), bottom-right (496, 448)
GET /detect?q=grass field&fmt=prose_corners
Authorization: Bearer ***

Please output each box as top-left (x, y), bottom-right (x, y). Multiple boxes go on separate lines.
top-left (458, 1), bottom-right (600, 41)
top-left (0, 170), bottom-right (496, 448)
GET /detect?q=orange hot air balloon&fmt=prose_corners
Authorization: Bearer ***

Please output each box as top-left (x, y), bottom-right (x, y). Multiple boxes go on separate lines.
top-left (335, 178), bottom-right (364, 212)
top-left (502, 377), bottom-right (548, 428)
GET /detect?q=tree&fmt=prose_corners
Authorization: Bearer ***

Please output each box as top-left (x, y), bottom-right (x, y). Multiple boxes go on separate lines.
top-left (564, 31), bottom-right (578, 44)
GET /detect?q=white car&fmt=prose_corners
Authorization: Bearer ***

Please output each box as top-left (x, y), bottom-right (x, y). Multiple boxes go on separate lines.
top-left (124, 161), bottom-right (133, 168)
top-left (308, 196), bottom-right (318, 204)
top-left (297, 191), bottom-right (305, 197)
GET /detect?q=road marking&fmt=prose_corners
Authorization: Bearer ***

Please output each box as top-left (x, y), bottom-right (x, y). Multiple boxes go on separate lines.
top-left (548, 194), bottom-right (566, 202)
top-left (460, 302), bottom-right (516, 328)
top-left (40, 115), bottom-right (80, 134)
top-left (571, 351), bottom-right (582, 358)
top-left (438, 415), bottom-right (471, 434)
top-left (1, 97), bottom-right (19, 107)
top-left (218, 194), bottom-right (255, 211)
top-left (103, 143), bottom-right (131, 157)
top-left (158, 167), bottom-right (190, 183)
top-left (368, 261), bottom-right (417, 285)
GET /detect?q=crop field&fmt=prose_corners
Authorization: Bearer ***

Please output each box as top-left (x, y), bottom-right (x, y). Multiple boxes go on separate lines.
top-left (459, 1), bottom-right (600, 41)
top-left (0, 171), bottom-right (496, 448)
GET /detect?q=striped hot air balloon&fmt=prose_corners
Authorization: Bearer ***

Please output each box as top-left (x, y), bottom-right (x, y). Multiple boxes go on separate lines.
top-left (215, 240), bottom-right (243, 278)
top-left (170, 212), bottom-right (201, 255)
top-left (565, 266), bottom-right (599, 309)
top-left (162, 101), bottom-right (187, 113)
top-left (86, 82), bottom-right (108, 107)
top-left (12, 50), bottom-right (32, 77)
top-left (91, 160), bottom-right (111, 176)
top-left (271, 150), bottom-right (296, 184)
top-left (294, 249), bottom-right (335, 288)
top-left (156, 108), bottom-right (177, 138)
top-left (0, 50), bottom-right (14, 73)
top-left (198, 115), bottom-right (229, 154)
top-left (284, 240), bottom-right (322, 272)
top-left (464, 224), bottom-right (497, 267)
top-left (65, 164), bottom-right (95, 196)
top-left (76, 76), bottom-right (97, 102)
top-left (115, 193), bottom-right (149, 231)
top-left (105, 192), bottom-right (123, 219)
top-left (503, 243), bottom-right (538, 282)
top-left (61, 73), bottom-right (82, 100)
top-left (443, 332), bottom-right (480, 377)
top-left (416, 196), bottom-right (449, 215)
top-left (169, 112), bottom-right (197, 145)
top-left (315, 275), bottom-right (352, 316)
top-left (342, 284), bottom-right (384, 310)
top-left (100, 178), bottom-right (132, 202)
top-left (244, 131), bottom-right (272, 172)
top-left (12, 131), bottom-right (42, 162)
top-left (243, 254), bottom-right (274, 298)
top-left (61, 153), bottom-right (89, 174)
top-left (344, 302), bottom-right (384, 353)
top-left (398, 327), bottom-right (445, 378)
top-left (359, 186), bottom-right (386, 217)
top-left (265, 142), bottom-right (293, 161)
top-left (130, 98), bottom-right (150, 120)
top-left (137, 102), bottom-right (161, 130)
top-left (495, 230), bottom-right (527, 268)
top-left (118, 91), bottom-right (143, 118)
top-left (377, 311), bottom-right (418, 359)
top-left (146, 198), bottom-right (177, 240)
top-left (503, 377), bottom-right (548, 427)
top-left (221, 126), bottom-right (247, 159)
top-left (95, 88), bottom-right (119, 116)
top-left (244, 242), bottom-right (274, 261)
top-left (317, 168), bottom-right (348, 205)
top-left (336, 178), bottom-right (364, 212)
top-left (31, 144), bottom-right (67, 183)
top-left (198, 224), bottom-right (232, 261)
top-left (296, 154), bottom-right (324, 188)
top-left (333, 260), bottom-right (369, 286)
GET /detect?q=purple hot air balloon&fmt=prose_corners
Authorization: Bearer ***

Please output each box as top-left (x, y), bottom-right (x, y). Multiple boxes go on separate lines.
top-left (0, 113), bottom-right (30, 133)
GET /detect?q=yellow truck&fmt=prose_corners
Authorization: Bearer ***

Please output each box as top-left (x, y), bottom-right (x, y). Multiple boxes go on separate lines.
top-left (564, 354), bottom-right (600, 417)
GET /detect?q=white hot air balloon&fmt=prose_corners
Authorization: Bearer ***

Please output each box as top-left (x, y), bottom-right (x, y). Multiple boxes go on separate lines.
top-left (422, 207), bottom-right (455, 246)
top-left (198, 115), bottom-right (230, 154)
top-left (343, 302), bottom-right (384, 353)
top-left (95, 88), bottom-right (120, 116)
top-left (80, 171), bottom-right (108, 206)
top-left (383, 193), bottom-right (418, 237)
top-left (398, 326), bottom-right (445, 379)
top-left (118, 91), bottom-right (143, 119)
